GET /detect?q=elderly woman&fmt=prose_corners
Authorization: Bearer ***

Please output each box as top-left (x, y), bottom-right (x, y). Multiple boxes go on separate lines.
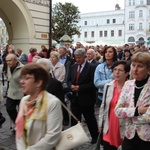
top-left (98, 60), bottom-right (130, 150)
top-left (15, 63), bottom-right (63, 150)
top-left (50, 51), bottom-right (66, 83)
top-left (36, 58), bottom-right (69, 126)
top-left (115, 51), bottom-right (150, 150)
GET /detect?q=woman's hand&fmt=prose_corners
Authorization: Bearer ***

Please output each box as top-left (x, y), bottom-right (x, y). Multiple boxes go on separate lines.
top-left (98, 127), bottom-right (102, 133)
top-left (138, 106), bottom-right (149, 114)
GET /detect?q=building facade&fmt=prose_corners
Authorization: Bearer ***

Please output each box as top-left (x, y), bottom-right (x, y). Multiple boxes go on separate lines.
top-left (73, 8), bottom-right (125, 46)
top-left (0, 0), bottom-right (50, 53)
top-left (73, 0), bottom-right (150, 46)
top-left (125, 0), bottom-right (150, 46)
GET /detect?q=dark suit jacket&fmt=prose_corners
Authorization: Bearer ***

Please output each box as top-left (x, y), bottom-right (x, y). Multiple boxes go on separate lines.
top-left (91, 59), bottom-right (100, 66)
top-left (19, 53), bottom-right (28, 64)
top-left (64, 56), bottom-right (74, 82)
top-left (68, 61), bottom-right (96, 106)
top-left (46, 75), bottom-right (64, 101)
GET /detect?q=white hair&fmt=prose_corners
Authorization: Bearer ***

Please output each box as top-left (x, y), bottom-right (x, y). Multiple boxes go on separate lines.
top-left (36, 58), bottom-right (52, 71)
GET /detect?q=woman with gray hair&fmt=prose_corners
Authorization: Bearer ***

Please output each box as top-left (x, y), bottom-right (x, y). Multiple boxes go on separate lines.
top-left (36, 58), bottom-right (69, 126)
top-left (50, 51), bottom-right (66, 82)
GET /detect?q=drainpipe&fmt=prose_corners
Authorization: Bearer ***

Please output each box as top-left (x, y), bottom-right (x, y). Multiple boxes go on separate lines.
top-left (49, 0), bottom-right (52, 49)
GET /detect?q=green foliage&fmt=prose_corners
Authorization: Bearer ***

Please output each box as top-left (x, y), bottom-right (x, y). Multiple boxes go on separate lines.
top-left (52, 2), bottom-right (81, 42)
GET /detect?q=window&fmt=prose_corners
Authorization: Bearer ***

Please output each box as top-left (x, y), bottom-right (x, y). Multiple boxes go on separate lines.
top-left (139, 10), bottom-right (143, 17)
top-left (149, 22), bottom-right (150, 31)
top-left (140, 0), bottom-right (144, 4)
top-left (148, 0), bottom-right (150, 5)
top-left (129, 0), bottom-right (135, 6)
top-left (104, 31), bottom-right (107, 37)
top-left (107, 19), bottom-right (110, 24)
top-left (129, 24), bottom-right (134, 30)
top-left (139, 23), bottom-right (143, 30)
top-left (84, 21), bottom-right (87, 25)
top-left (118, 30), bottom-right (122, 36)
top-left (78, 34), bottom-right (81, 38)
top-left (84, 31), bottom-right (87, 38)
top-left (99, 31), bottom-right (103, 37)
top-left (128, 36), bottom-right (135, 42)
top-left (149, 10), bottom-right (150, 16)
top-left (111, 30), bottom-right (114, 37)
top-left (112, 19), bottom-right (116, 23)
top-left (129, 11), bottom-right (135, 18)
top-left (91, 31), bottom-right (94, 37)
top-left (129, 0), bottom-right (131, 5)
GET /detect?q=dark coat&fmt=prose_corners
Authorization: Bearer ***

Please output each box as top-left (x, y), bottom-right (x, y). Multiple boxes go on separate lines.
top-left (46, 75), bottom-right (64, 101)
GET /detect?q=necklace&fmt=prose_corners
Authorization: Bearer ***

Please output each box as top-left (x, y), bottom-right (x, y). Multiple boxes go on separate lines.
top-left (134, 84), bottom-right (145, 89)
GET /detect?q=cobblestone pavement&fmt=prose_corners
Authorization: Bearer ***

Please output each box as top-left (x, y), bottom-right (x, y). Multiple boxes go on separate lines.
top-left (0, 98), bottom-right (101, 150)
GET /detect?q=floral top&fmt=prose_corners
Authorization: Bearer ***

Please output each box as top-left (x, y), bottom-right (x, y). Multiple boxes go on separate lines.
top-left (115, 77), bottom-right (150, 141)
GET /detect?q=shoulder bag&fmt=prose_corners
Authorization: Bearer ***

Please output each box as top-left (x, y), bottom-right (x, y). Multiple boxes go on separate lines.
top-left (55, 102), bottom-right (89, 150)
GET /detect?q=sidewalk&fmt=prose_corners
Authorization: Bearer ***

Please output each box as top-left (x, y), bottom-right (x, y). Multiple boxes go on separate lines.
top-left (0, 99), bottom-right (100, 150)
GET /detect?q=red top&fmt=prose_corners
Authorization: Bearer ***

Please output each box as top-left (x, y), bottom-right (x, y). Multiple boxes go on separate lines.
top-left (103, 81), bottom-right (123, 148)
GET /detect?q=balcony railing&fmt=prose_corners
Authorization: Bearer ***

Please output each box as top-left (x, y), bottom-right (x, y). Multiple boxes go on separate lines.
top-left (23, 0), bottom-right (50, 7)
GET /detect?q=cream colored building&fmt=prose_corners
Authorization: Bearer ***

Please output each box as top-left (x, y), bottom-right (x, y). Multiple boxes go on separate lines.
top-left (0, 0), bottom-right (50, 53)
top-left (125, 0), bottom-right (150, 46)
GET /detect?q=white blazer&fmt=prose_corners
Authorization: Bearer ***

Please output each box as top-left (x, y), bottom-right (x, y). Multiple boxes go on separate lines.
top-left (98, 81), bottom-right (125, 139)
top-left (16, 92), bottom-right (63, 150)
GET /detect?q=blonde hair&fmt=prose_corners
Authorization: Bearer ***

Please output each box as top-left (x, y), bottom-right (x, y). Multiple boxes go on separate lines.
top-left (132, 51), bottom-right (150, 68)
top-left (50, 51), bottom-right (60, 59)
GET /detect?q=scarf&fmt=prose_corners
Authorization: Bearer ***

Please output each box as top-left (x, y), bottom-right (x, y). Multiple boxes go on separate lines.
top-left (16, 91), bottom-right (47, 139)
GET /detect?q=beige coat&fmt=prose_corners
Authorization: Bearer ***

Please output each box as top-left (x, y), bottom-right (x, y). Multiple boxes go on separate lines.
top-left (51, 62), bottom-right (66, 83)
top-left (7, 61), bottom-right (24, 100)
top-left (16, 92), bottom-right (63, 150)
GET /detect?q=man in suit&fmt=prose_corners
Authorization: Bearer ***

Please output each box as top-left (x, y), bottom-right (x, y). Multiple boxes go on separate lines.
top-left (86, 48), bottom-right (100, 66)
top-left (17, 48), bottom-right (28, 64)
top-left (68, 48), bottom-right (98, 144)
top-left (59, 46), bottom-right (75, 125)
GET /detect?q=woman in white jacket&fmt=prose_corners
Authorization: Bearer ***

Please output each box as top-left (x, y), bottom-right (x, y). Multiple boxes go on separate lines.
top-left (15, 63), bottom-right (63, 150)
top-left (98, 60), bottom-right (130, 150)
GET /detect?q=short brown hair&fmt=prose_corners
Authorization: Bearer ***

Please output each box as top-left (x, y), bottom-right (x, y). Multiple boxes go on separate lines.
top-left (21, 63), bottom-right (50, 90)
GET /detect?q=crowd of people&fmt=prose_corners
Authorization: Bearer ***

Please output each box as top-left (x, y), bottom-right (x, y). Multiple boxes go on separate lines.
top-left (0, 42), bottom-right (150, 150)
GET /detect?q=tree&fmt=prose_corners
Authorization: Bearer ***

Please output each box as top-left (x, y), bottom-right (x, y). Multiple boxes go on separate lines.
top-left (52, 2), bottom-right (80, 43)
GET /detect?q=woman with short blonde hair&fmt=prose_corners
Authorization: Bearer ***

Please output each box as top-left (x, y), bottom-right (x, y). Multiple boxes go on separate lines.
top-left (50, 51), bottom-right (65, 82)
top-left (115, 51), bottom-right (150, 150)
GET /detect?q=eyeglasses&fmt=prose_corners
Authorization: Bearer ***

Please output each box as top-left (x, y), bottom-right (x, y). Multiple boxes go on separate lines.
top-left (6, 59), bottom-right (15, 62)
top-left (113, 68), bottom-right (125, 73)
top-left (20, 76), bottom-right (34, 81)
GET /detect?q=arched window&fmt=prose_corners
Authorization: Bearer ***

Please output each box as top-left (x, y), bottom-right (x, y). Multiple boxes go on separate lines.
top-left (128, 36), bottom-right (135, 42)
top-left (139, 37), bottom-right (144, 41)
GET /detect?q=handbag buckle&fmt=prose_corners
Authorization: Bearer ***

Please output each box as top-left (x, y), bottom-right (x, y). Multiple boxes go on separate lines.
top-left (67, 134), bottom-right (73, 140)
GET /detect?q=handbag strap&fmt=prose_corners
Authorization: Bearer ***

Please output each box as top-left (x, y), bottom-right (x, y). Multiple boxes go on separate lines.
top-left (60, 101), bottom-right (80, 123)
top-left (103, 85), bottom-right (109, 110)
top-left (102, 85), bottom-right (109, 126)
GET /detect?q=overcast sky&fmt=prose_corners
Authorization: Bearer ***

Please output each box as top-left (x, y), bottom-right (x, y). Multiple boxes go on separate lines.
top-left (52, 0), bottom-right (125, 13)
